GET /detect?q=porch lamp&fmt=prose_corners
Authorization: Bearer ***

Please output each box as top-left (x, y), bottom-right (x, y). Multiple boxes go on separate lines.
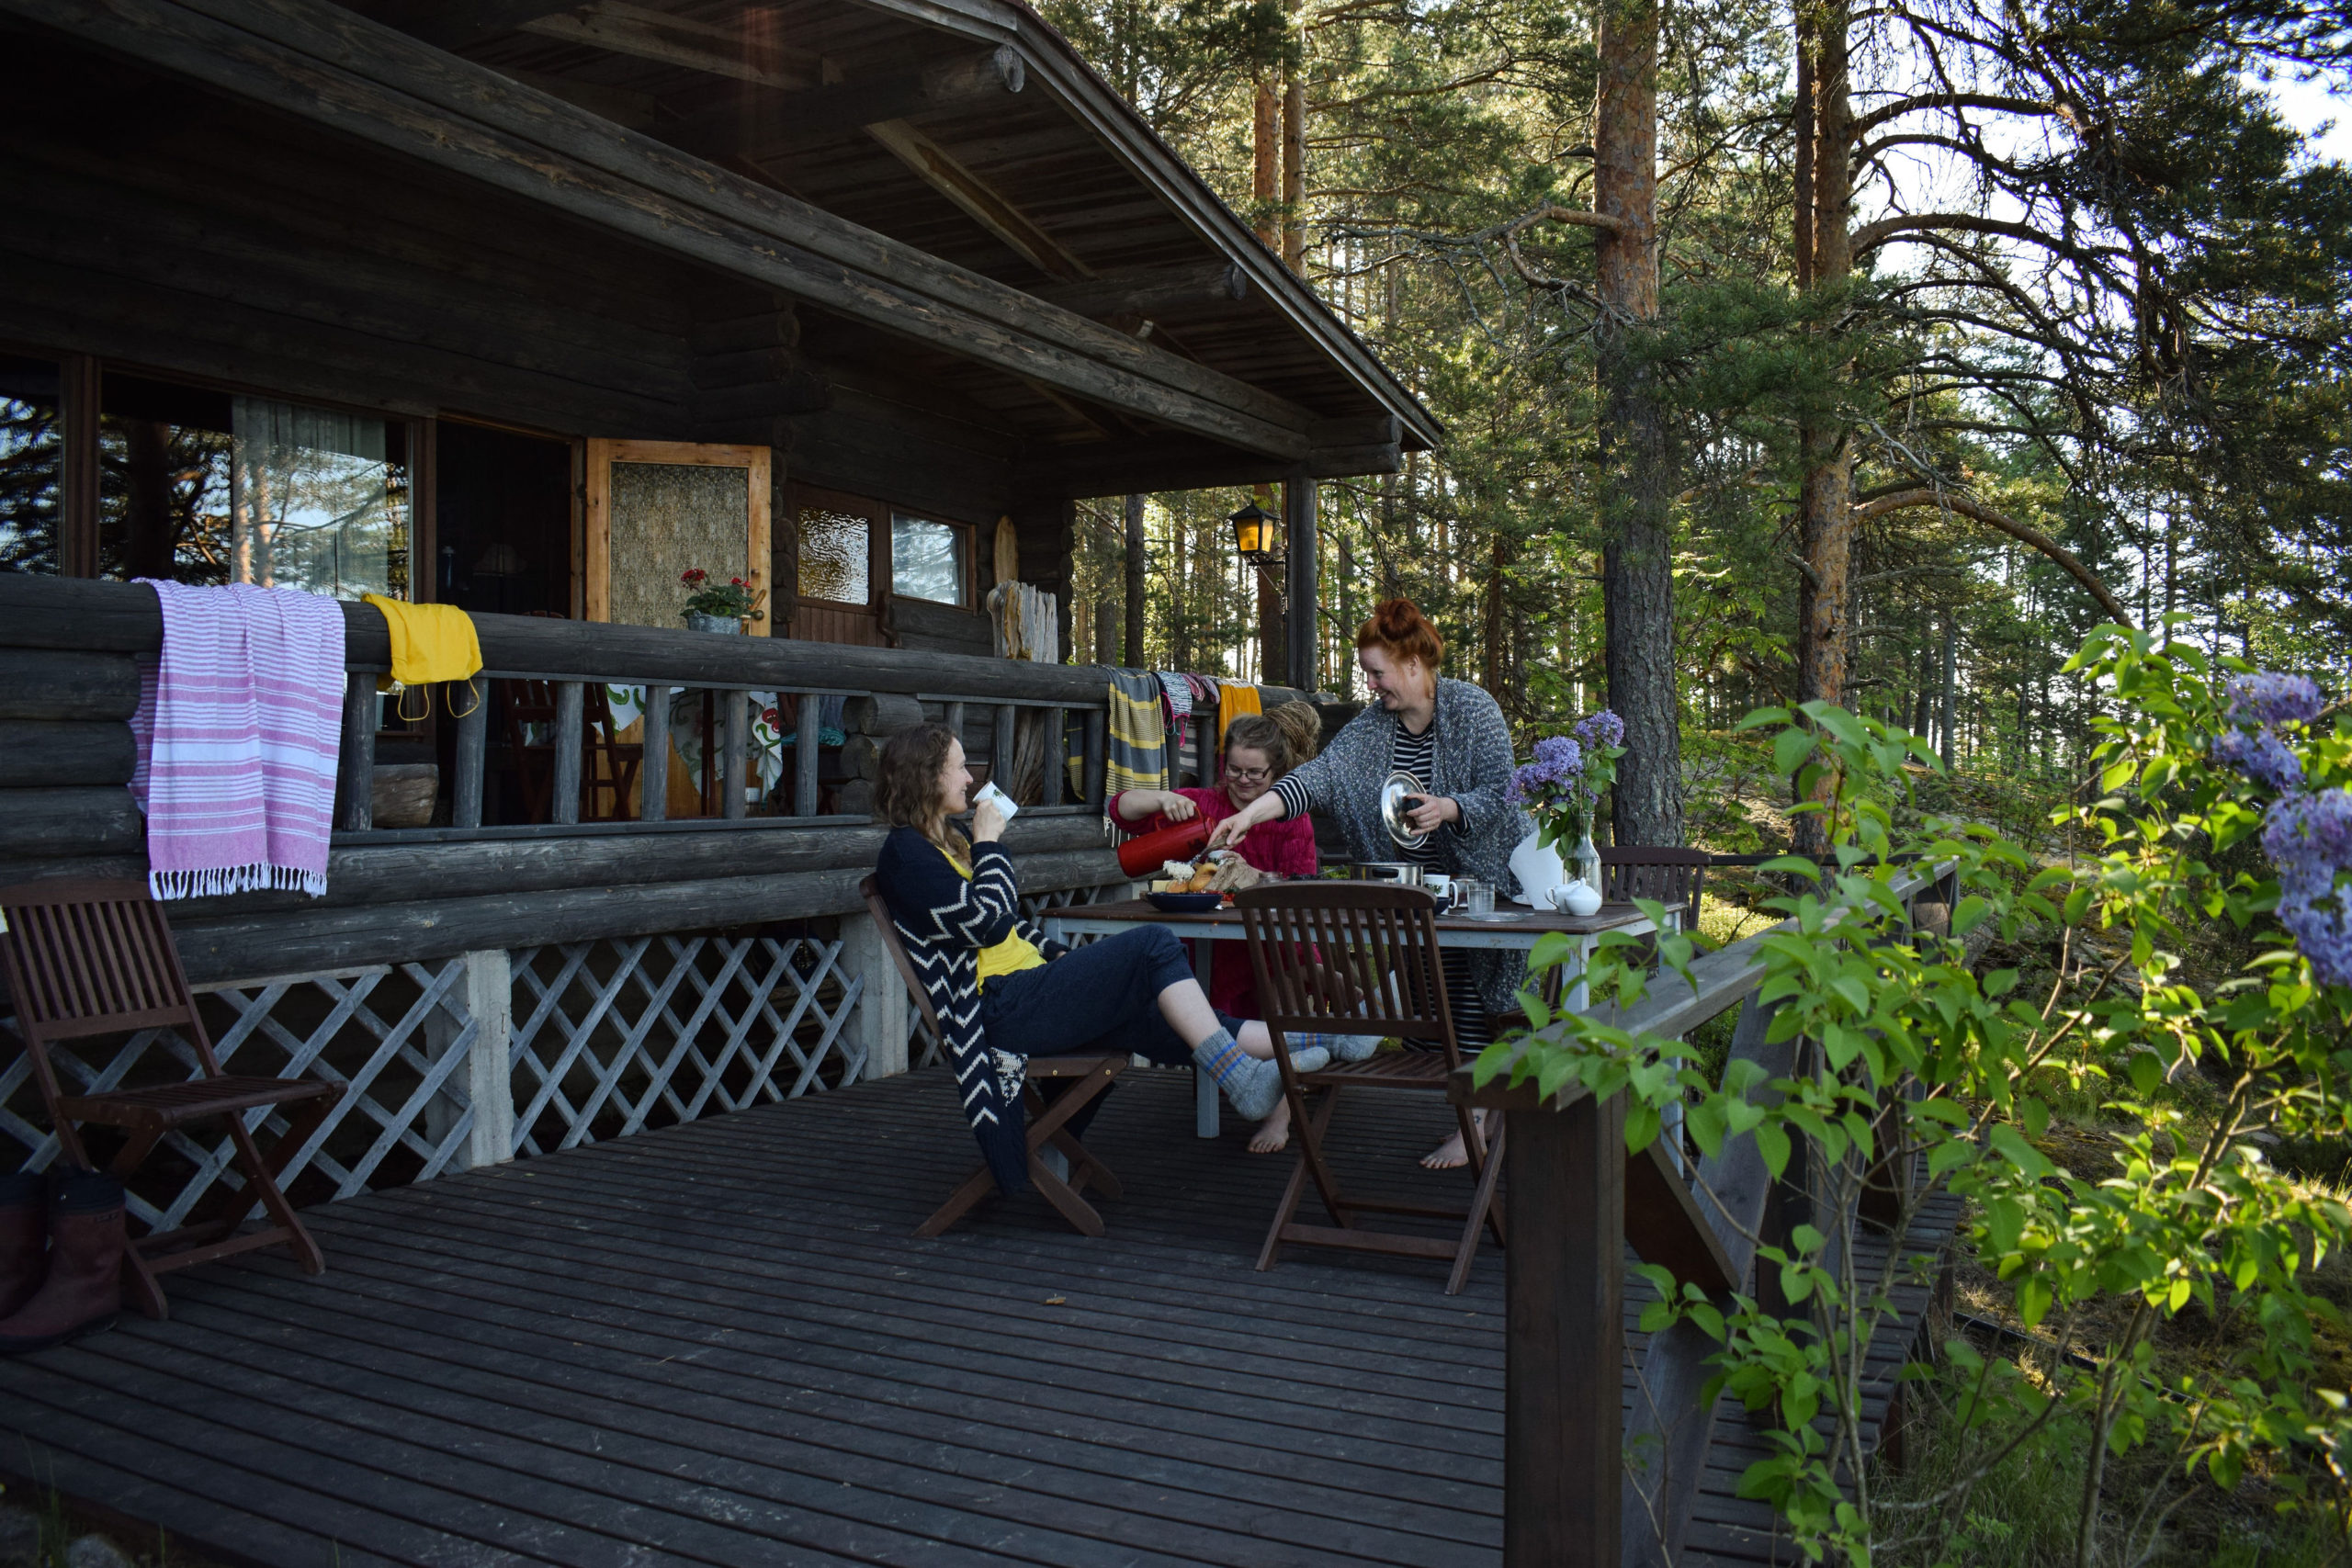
top-left (1227, 500), bottom-right (1282, 566)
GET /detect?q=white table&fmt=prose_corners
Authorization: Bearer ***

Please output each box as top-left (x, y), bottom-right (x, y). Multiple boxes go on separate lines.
top-left (1039, 899), bottom-right (1667, 1136)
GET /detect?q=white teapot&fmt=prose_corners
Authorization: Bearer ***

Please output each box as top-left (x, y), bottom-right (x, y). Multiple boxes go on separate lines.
top-left (1548, 881), bottom-right (1603, 918)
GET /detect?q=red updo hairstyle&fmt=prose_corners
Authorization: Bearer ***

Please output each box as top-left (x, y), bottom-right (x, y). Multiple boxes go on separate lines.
top-left (1355, 598), bottom-right (1443, 670)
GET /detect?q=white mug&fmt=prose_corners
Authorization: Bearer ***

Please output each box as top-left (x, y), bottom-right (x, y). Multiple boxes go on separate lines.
top-left (1424, 873), bottom-right (1453, 908)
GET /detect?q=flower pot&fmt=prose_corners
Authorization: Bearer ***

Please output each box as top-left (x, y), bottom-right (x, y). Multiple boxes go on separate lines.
top-left (684, 612), bottom-right (741, 635)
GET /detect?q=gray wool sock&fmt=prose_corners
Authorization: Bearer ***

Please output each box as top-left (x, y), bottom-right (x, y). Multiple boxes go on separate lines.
top-left (1282, 1042), bottom-right (1332, 1074)
top-left (1193, 1028), bottom-right (1285, 1121)
top-left (1295, 1031), bottom-right (1384, 1063)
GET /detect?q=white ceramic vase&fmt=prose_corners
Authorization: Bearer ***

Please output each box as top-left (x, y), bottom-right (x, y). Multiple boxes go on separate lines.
top-left (1507, 828), bottom-right (1566, 907)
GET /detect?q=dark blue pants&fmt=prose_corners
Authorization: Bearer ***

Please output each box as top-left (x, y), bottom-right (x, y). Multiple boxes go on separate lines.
top-left (981, 924), bottom-right (1239, 1066)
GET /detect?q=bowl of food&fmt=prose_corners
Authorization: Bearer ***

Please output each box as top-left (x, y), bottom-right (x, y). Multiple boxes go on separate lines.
top-left (1147, 891), bottom-right (1225, 913)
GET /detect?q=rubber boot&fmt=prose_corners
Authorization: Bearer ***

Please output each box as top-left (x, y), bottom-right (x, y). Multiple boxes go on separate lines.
top-left (0, 1168), bottom-right (123, 1354)
top-left (0, 1171), bottom-right (44, 1319)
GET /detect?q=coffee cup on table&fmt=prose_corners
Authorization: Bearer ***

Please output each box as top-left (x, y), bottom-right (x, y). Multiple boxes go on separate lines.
top-left (1424, 873), bottom-right (1453, 909)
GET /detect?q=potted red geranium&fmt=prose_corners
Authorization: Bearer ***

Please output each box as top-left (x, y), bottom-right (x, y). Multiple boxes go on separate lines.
top-left (679, 569), bottom-right (766, 634)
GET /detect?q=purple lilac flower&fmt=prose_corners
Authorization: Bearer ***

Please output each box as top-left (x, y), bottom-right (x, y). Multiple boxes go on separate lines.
top-left (1575, 710), bottom-right (1626, 751)
top-left (1508, 734), bottom-right (1584, 807)
top-left (2227, 672), bottom-right (2324, 728)
top-left (2213, 727), bottom-right (2305, 794)
top-left (2265, 789), bottom-right (2352, 987)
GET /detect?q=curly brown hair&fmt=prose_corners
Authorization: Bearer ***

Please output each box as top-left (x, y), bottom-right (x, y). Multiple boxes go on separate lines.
top-left (876, 722), bottom-right (968, 858)
top-left (1222, 700), bottom-right (1321, 778)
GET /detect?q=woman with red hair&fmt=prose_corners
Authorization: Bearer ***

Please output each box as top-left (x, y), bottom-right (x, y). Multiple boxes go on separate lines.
top-left (1207, 598), bottom-right (1531, 1168)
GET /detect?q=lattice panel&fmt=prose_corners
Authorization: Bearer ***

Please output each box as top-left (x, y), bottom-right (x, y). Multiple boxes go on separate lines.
top-left (508, 934), bottom-right (862, 1156)
top-left (0, 960), bottom-right (477, 1232)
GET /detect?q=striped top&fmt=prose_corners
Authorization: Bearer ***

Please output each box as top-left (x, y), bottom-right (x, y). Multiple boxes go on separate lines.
top-left (1275, 712), bottom-right (1466, 867)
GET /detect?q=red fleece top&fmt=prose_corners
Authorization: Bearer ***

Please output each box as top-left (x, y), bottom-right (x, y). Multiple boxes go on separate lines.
top-left (1114, 784), bottom-right (1318, 1018)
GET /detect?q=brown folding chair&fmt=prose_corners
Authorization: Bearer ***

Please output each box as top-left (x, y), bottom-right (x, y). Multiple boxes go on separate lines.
top-left (855, 876), bottom-right (1126, 1238)
top-left (1599, 845), bottom-right (1708, 935)
top-left (0, 878), bottom-right (342, 1319)
top-left (503, 679), bottom-right (645, 822)
top-left (1237, 881), bottom-right (1505, 1294)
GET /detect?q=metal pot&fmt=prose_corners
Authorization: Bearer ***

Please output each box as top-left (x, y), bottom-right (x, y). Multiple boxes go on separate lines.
top-left (1355, 862), bottom-right (1426, 888)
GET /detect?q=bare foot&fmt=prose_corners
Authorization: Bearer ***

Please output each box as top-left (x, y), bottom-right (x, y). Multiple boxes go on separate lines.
top-left (1420, 1111), bottom-right (1491, 1170)
top-left (1250, 1098), bottom-right (1295, 1154)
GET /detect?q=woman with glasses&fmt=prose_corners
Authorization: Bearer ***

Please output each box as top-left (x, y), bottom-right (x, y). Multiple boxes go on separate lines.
top-left (1114, 702), bottom-right (1330, 1150)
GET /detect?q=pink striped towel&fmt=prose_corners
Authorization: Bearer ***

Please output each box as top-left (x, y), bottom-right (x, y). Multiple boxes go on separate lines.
top-left (129, 581), bottom-right (346, 900)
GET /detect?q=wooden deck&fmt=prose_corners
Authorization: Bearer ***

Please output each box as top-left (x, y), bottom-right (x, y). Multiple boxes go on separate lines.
top-left (0, 1066), bottom-right (1956, 1567)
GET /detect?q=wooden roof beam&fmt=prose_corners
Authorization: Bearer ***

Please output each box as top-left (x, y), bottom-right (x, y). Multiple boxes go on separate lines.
top-left (518, 2), bottom-right (838, 90)
top-left (677, 47), bottom-right (1025, 158)
top-left (21, 0), bottom-right (1317, 458)
top-left (1034, 263), bottom-right (1248, 321)
top-left (862, 118), bottom-right (1092, 282)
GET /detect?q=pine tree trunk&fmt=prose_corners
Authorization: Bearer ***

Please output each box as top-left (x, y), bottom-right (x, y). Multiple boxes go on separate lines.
top-left (1594, 0), bottom-right (1682, 846)
top-left (1792, 0), bottom-right (1852, 852)
top-left (1123, 492), bottom-right (1146, 667)
top-left (1253, 81), bottom-right (1278, 248)
top-left (1282, 68), bottom-right (1306, 272)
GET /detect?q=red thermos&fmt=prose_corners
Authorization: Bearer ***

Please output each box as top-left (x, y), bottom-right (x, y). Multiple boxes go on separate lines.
top-left (1116, 816), bottom-right (1212, 877)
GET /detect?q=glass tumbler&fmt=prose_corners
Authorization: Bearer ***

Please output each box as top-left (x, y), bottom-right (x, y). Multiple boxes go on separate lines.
top-left (1457, 879), bottom-right (1495, 916)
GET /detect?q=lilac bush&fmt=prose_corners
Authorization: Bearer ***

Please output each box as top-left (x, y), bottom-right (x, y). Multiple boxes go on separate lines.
top-left (1510, 710), bottom-right (1622, 850)
top-left (2209, 666), bottom-right (2348, 985)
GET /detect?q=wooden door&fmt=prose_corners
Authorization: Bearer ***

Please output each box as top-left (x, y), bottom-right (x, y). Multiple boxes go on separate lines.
top-left (583, 439), bottom-right (772, 635)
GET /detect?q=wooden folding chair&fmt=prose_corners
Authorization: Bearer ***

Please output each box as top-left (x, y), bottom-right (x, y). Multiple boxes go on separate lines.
top-left (503, 679), bottom-right (645, 822)
top-left (1237, 881), bottom-right (1505, 1294)
top-left (0, 878), bottom-right (342, 1320)
top-left (1599, 845), bottom-right (1708, 934)
top-left (855, 876), bottom-right (1126, 1238)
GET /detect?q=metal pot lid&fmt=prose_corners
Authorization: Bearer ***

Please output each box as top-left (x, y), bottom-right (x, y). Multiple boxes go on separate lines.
top-left (1380, 770), bottom-right (1430, 850)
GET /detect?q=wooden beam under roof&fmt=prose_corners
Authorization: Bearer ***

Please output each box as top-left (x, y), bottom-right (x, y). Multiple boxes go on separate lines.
top-left (673, 48), bottom-right (1026, 157)
top-left (862, 118), bottom-right (1093, 282)
top-left (519, 2), bottom-right (838, 90)
top-left (14, 0), bottom-right (1319, 458)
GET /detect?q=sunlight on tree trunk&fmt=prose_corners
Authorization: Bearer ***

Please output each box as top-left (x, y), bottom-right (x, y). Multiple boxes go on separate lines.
top-left (1594, 0), bottom-right (1681, 845)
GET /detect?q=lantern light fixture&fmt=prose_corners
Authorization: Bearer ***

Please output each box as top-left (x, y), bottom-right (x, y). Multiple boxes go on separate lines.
top-left (1227, 501), bottom-right (1281, 564)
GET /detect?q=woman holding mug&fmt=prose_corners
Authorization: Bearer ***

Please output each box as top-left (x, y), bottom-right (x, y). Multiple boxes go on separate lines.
top-left (873, 724), bottom-right (1373, 1193)
top-left (1205, 599), bottom-right (1530, 1168)
top-left (1114, 702), bottom-right (1342, 1151)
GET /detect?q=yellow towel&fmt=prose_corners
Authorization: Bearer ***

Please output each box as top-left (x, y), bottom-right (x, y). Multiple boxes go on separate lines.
top-left (363, 595), bottom-right (483, 688)
top-left (1217, 682), bottom-right (1261, 746)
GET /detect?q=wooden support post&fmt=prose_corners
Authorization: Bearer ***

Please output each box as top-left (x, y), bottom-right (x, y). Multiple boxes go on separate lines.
top-left (639, 685), bottom-right (669, 822)
top-left (1506, 1089), bottom-right (1623, 1568)
top-left (551, 681), bottom-right (582, 826)
top-left (1197, 691), bottom-right (1218, 787)
top-left (721, 688), bottom-right (749, 819)
top-left (993, 702), bottom-right (1017, 794)
top-left (946, 701), bottom-right (966, 750)
top-left (1285, 473), bottom-right (1318, 693)
top-left (452, 680), bottom-right (486, 829)
top-left (1044, 706), bottom-right (1066, 805)
top-left (1083, 708), bottom-right (1105, 806)
top-left (838, 910), bottom-right (910, 1079)
top-left (795, 691), bottom-right (820, 817)
top-left (425, 948), bottom-right (514, 1171)
top-left (337, 672), bottom-right (376, 832)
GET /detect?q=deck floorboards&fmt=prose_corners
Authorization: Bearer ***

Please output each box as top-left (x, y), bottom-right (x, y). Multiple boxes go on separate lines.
top-left (0, 1066), bottom-right (1956, 1567)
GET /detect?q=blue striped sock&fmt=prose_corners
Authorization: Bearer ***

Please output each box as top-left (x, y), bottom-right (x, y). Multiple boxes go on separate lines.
top-left (1192, 1028), bottom-right (1283, 1120)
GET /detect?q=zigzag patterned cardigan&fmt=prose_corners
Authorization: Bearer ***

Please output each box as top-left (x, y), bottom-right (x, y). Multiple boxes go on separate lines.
top-left (875, 826), bottom-right (1069, 1194)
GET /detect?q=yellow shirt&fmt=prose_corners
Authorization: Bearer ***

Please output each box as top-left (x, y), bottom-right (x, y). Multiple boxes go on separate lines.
top-left (944, 850), bottom-right (1049, 985)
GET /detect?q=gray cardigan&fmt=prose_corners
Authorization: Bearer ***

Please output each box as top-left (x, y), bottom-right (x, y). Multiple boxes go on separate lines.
top-left (1273, 676), bottom-right (1532, 1019)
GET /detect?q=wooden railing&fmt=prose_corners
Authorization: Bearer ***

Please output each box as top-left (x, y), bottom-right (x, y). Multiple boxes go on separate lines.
top-left (1453, 859), bottom-right (1957, 1568)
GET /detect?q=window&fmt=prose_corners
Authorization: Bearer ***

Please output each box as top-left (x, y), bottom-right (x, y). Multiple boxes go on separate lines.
top-left (100, 374), bottom-right (410, 599)
top-left (0, 354), bottom-right (62, 575)
top-left (891, 513), bottom-right (966, 606)
top-left (798, 505), bottom-right (869, 604)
